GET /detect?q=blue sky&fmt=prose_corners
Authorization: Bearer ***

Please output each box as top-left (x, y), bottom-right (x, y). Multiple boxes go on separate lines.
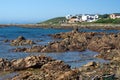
top-left (0, 0), bottom-right (120, 24)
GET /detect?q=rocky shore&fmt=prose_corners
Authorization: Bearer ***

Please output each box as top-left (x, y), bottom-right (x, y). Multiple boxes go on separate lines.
top-left (1, 29), bottom-right (118, 79)
top-left (0, 27), bottom-right (120, 79)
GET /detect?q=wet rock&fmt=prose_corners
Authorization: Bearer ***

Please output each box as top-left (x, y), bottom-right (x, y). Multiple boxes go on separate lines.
top-left (10, 36), bottom-right (35, 46)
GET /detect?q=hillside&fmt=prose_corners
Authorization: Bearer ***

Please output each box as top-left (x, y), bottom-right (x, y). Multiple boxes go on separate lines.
top-left (38, 17), bottom-right (66, 25)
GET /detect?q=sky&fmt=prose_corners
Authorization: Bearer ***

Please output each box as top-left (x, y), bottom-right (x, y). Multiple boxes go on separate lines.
top-left (0, 0), bottom-right (120, 24)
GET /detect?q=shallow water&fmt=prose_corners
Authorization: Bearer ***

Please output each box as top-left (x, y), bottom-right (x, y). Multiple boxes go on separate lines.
top-left (0, 26), bottom-right (119, 79)
top-left (43, 50), bottom-right (109, 68)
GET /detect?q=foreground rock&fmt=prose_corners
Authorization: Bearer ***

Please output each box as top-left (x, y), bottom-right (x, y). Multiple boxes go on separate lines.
top-left (0, 55), bottom-right (119, 80)
top-left (10, 60), bottom-right (119, 80)
top-left (11, 36), bottom-right (35, 46)
top-left (0, 56), bottom-right (55, 71)
top-left (0, 55), bottom-right (81, 80)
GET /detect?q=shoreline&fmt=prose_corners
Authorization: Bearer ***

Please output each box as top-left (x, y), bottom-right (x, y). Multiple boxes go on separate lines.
top-left (0, 23), bottom-right (120, 30)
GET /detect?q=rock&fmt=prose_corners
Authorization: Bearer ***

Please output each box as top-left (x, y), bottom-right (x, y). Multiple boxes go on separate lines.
top-left (0, 58), bottom-right (11, 71)
top-left (11, 60), bottom-right (81, 80)
top-left (11, 56), bottom-right (55, 70)
top-left (17, 36), bottom-right (26, 41)
top-left (26, 46), bottom-right (44, 52)
top-left (41, 60), bottom-right (71, 71)
top-left (10, 36), bottom-right (35, 46)
top-left (56, 69), bottom-right (80, 80)
top-left (0, 56), bottom-right (55, 71)
top-left (11, 71), bottom-right (32, 80)
top-left (13, 47), bottom-right (27, 52)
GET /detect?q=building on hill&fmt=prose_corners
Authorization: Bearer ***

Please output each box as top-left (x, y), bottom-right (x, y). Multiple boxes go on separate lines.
top-left (66, 14), bottom-right (82, 23)
top-left (66, 14), bottom-right (99, 23)
top-left (82, 14), bottom-right (99, 22)
top-left (110, 13), bottom-right (120, 19)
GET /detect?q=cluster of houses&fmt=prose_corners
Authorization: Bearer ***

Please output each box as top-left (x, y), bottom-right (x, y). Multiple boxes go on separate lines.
top-left (66, 13), bottom-right (120, 23)
top-left (66, 14), bottom-right (99, 23)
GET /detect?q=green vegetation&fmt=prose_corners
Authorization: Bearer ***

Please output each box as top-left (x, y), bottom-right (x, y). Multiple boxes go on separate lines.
top-left (38, 17), bottom-right (66, 25)
top-left (95, 18), bottom-right (120, 24)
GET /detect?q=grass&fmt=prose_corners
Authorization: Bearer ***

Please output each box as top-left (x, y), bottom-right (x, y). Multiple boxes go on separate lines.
top-left (94, 18), bottom-right (120, 24)
top-left (38, 17), bottom-right (66, 25)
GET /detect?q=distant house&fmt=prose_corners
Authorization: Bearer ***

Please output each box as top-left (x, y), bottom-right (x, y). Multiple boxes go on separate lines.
top-left (110, 13), bottom-right (120, 19)
top-left (66, 15), bottom-right (82, 23)
top-left (66, 14), bottom-right (99, 23)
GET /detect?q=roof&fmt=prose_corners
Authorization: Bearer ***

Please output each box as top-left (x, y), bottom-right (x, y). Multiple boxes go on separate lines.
top-left (71, 16), bottom-right (77, 18)
top-left (83, 14), bottom-right (98, 16)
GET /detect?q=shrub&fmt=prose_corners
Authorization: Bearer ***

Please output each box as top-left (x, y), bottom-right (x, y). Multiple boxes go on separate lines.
top-left (95, 18), bottom-right (120, 24)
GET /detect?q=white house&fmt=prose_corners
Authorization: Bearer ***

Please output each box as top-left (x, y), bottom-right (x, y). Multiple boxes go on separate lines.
top-left (82, 14), bottom-right (99, 22)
